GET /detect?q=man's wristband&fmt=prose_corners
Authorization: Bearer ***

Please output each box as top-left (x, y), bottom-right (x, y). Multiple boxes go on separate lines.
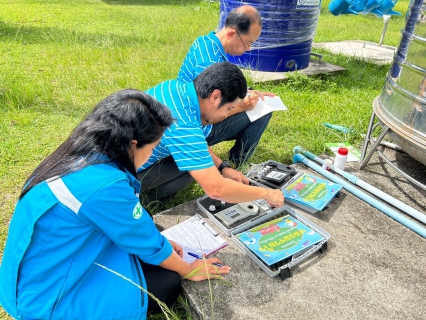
top-left (218, 160), bottom-right (232, 174)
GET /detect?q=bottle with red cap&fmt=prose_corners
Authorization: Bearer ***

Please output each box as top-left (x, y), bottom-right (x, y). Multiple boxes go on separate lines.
top-left (334, 147), bottom-right (348, 170)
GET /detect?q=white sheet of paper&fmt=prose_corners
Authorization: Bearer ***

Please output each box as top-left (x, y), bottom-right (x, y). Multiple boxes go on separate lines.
top-left (325, 143), bottom-right (361, 162)
top-left (161, 214), bottom-right (228, 263)
top-left (246, 96), bottom-right (287, 122)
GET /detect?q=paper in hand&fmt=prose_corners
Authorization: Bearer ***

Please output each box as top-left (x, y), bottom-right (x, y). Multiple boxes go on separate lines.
top-left (245, 96), bottom-right (287, 122)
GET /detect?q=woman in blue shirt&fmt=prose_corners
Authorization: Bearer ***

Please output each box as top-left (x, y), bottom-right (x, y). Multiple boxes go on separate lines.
top-left (0, 89), bottom-right (230, 319)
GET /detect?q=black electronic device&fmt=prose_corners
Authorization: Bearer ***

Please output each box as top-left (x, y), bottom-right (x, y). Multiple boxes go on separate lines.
top-left (246, 160), bottom-right (297, 189)
top-left (197, 161), bottom-right (300, 236)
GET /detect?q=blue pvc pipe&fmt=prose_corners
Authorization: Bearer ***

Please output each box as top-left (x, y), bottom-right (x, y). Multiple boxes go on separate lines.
top-left (293, 146), bottom-right (426, 224)
top-left (292, 153), bottom-right (426, 238)
top-left (293, 146), bottom-right (359, 184)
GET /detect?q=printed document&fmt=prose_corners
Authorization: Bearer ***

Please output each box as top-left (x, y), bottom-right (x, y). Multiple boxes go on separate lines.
top-left (161, 214), bottom-right (228, 263)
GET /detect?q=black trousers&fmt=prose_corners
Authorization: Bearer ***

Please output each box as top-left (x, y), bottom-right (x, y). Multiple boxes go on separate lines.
top-left (137, 156), bottom-right (194, 204)
top-left (140, 260), bottom-right (182, 314)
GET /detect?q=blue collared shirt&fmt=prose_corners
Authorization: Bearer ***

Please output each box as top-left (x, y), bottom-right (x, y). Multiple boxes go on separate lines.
top-left (177, 31), bottom-right (228, 84)
top-left (139, 81), bottom-right (215, 172)
top-left (177, 31), bottom-right (228, 138)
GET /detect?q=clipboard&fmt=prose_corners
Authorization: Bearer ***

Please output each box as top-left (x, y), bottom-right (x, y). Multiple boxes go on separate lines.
top-left (161, 214), bottom-right (228, 263)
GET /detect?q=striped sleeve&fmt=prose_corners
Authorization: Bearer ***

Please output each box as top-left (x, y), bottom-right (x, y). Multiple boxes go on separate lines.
top-left (177, 35), bottom-right (227, 83)
top-left (164, 125), bottom-right (214, 171)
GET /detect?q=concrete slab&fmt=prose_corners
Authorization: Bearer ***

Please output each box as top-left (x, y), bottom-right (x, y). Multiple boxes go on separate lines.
top-left (243, 58), bottom-right (346, 84)
top-left (312, 40), bottom-right (396, 65)
top-left (154, 148), bottom-right (426, 320)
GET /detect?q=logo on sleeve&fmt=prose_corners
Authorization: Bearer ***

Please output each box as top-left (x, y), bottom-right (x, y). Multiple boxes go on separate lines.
top-left (132, 203), bottom-right (143, 219)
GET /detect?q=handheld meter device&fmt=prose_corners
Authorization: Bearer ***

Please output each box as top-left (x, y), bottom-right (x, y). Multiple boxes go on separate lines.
top-left (246, 160), bottom-right (297, 189)
top-left (197, 197), bottom-right (269, 235)
top-left (214, 202), bottom-right (259, 227)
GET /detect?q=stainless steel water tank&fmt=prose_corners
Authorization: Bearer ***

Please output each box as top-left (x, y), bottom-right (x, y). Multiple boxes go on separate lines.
top-left (375, 0), bottom-right (426, 165)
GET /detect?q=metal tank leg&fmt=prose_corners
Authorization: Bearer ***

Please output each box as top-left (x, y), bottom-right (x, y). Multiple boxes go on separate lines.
top-left (359, 110), bottom-right (390, 170)
top-left (359, 125), bottom-right (390, 170)
top-left (358, 112), bottom-right (426, 190)
top-left (360, 110), bottom-right (377, 163)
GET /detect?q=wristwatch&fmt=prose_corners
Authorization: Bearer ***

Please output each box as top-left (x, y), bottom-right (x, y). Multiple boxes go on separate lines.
top-left (218, 160), bottom-right (232, 174)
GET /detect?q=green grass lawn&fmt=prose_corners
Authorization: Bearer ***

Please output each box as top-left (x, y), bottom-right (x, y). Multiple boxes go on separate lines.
top-left (0, 0), bottom-right (410, 318)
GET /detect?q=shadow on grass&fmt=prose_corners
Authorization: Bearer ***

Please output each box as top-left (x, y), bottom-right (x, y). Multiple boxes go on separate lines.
top-left (267, 55), bottom-right (390, 93)
top-left (313, 49), bottom-right (391, 87)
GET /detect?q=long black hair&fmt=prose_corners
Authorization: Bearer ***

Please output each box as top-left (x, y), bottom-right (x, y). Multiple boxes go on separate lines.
top-left (20, 89), bottom-right (173, 199)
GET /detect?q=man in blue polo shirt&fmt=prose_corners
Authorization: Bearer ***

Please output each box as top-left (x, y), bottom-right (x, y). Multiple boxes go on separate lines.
top-left (138, 62), bottom-right (283, 208)
top-left (177, 5), bottom-right (275, 168)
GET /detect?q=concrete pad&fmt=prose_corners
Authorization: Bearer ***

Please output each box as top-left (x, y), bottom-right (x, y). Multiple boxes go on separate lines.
top-left (154, 148), bottom-right (426, 320)
top-left (312, 40), bottom-right (396, 65)
top-left (243, 58), bottom-right (346, 84)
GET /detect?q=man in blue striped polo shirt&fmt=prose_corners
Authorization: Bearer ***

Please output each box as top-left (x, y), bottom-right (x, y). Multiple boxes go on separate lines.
top-left (137, 62), bottom-right (283, 208)
top-left (177, 5), bottom-right (275, 168)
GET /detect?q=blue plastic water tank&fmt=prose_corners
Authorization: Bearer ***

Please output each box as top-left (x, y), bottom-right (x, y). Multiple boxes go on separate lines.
top-left (220, 0), bottom-right (321, 72)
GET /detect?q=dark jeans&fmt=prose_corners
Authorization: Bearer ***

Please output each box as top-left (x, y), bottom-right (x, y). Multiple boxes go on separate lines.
top-left (137, 112), bottom-right (272, 202)
top-left (140, 260), bottom-right (182, 315)
top-left (206, 111), bottom-right (272, 166)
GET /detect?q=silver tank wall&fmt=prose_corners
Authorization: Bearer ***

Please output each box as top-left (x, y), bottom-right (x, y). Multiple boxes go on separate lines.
top-left (376, 0), bottom-right (426, 164)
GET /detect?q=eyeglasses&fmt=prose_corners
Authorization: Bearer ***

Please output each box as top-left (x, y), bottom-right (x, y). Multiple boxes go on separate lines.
top-left (234, 29), bottom-right (252, 49)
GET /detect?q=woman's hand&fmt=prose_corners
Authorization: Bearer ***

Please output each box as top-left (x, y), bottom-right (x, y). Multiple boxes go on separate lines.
top-left (169, 240), bottom-right (183, 258)
top-left (185, 257), bottom-right (231, 281)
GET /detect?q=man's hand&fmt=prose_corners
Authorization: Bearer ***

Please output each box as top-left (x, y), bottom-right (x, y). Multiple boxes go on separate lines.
top-left (252, 90), bottom-right (275, 101)
top-left (190, 165), bottom-right (280, 204)
top-left (203, 90), bottom-right (276, 124)
top-left (237, 90), bottom-right (276, 112)
top-left (263, 188), bottom-right (285, 208)
top-left (221, 167), bottom-right (249, 184)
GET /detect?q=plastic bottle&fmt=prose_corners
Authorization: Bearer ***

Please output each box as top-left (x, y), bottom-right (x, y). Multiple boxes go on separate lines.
top-left (334, 147), bottom-right (348, 170)
top-left (322, 159), bottom-right (333, 171)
